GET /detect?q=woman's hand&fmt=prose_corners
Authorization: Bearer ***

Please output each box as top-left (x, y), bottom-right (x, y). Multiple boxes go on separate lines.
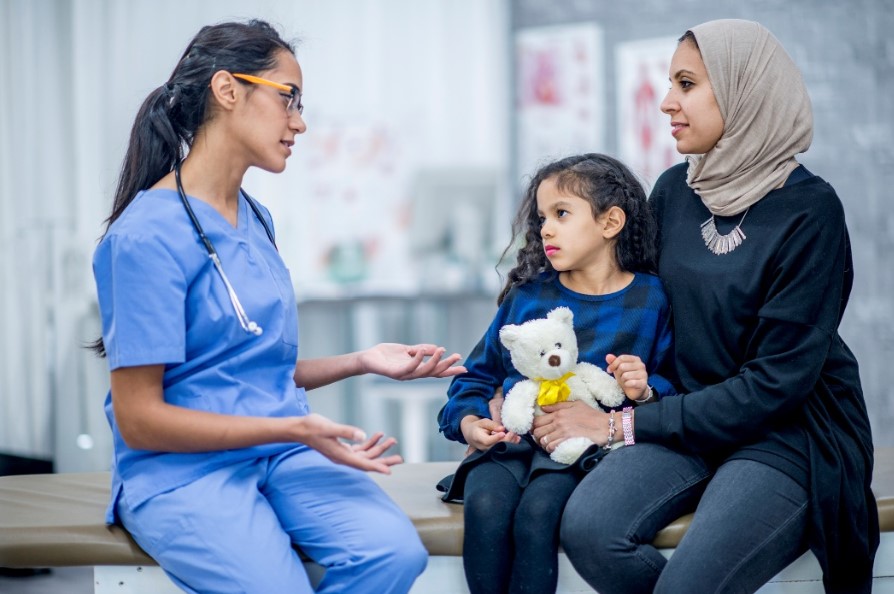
top-left (532, 401), bottom-right (610, 453)
top-left (350, 431), bottom-right (403, 467)
top-left (295, 343), bottom-right (466, 391)
top-left (295, 413), bottom-right (402, 474)
top-left (606, 353), bottom-right (650, 400)
top-left (360, 343), bottom-right (467, 380)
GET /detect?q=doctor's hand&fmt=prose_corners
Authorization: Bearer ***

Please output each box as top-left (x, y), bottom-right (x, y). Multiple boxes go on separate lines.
top-left (360, 343), bottom-right (467, 380)
top-left (295, 413), bottom-right (402, 474)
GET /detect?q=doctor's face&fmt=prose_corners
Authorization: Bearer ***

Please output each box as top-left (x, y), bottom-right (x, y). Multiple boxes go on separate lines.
top-left (660, 38), bottom-right (724, 155)
top-left (236, 50), bottom-right (307, 173)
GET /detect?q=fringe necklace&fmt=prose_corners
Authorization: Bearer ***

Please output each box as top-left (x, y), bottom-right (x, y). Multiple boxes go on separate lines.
top-left (700, 208), bottom-right (749, 255)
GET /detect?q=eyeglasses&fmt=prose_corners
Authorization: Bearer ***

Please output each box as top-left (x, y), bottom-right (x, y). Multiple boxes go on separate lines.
top-left (232, 73), bottom-right (304, 116)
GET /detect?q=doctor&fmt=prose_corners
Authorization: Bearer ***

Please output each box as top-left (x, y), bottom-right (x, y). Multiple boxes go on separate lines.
top-left (91, 19), bottom-right (465, 594)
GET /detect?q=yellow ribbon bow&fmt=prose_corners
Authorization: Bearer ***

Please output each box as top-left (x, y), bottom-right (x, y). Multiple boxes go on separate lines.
top-left (535, 371), bottom-right (575, 407)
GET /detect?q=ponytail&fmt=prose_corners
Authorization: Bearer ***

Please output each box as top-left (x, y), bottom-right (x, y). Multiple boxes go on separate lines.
top-left (90, 19), bottom-right (295, 356)
top-left (107, 86), bottom-right (182, 227)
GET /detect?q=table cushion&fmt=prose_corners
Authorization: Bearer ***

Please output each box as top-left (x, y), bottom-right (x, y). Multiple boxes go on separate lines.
top-left (1, 449), bottom-right (892, 566)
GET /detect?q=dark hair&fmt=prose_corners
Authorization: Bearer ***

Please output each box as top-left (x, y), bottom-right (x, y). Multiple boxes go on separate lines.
top-left (90, 19), bottom-right (294, 356)
top-left (496, 153), bottom-right (657, 305)
top-left (105, 20), bottom-right (293, 230)
top-left (679, 30), bottom-right (699, 48)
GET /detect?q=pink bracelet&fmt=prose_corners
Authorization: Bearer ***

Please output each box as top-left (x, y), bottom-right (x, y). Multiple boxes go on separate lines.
top-left (604, 410), bottom-right (616, 450)
top-left (621, 407), bottom-right (635, 446)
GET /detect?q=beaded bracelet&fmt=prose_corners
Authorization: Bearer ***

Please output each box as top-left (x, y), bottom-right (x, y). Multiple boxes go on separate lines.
top-left (622, 407), bottom-right (635, 446)
top-left (634, 385), bottom-right (654, 403)
top-left (604, 410), bottom-right (616, 450)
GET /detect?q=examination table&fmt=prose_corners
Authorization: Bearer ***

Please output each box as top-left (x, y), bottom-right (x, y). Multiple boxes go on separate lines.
top-left (1, 453), bottom-right (893, 593)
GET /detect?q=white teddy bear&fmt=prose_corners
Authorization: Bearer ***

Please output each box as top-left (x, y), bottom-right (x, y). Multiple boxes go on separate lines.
top-left (499, 306), bottom-right (626, 464)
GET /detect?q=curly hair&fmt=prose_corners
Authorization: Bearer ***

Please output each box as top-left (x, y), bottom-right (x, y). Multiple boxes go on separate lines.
top-left (497, 153), bottom-right (657, 304)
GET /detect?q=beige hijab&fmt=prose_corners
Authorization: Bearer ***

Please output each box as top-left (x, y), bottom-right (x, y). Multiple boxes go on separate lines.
top-left (686, 19), bottom-right (813, 216)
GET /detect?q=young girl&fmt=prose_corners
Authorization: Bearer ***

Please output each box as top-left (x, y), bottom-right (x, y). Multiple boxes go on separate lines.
top-left (91, 20), bottom-right (465, 594)
top-left (437, 153), bottom-right (675, 594)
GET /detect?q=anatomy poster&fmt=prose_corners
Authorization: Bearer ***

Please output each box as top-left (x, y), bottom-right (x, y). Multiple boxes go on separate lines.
top-left (615, 36), bottom-right (681, 189)
top-left (515, 23), bottom-right (605, 188)
top-left (274, 121), bottom-right (415, 297)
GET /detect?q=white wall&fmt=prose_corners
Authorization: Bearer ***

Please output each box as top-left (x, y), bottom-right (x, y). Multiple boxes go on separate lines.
top-left (0, 0), bottom-right (510, 468)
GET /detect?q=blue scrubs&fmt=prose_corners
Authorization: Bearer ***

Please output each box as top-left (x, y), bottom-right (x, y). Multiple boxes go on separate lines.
top-left (93, 188), bottom-right (426, 594)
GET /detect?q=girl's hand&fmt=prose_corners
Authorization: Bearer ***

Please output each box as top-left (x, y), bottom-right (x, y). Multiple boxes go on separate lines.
top-left (487, 388), bottom-right (521, 445)
top-left (489, 388), bottom-right (505, 423)
top-left (606, 353), bottom-right (650, 401)
top-left (532, 401), bottom-right (610, 453)
top-left (461, 391), bottom-right (521, 455)
top-left (360, 343), bottom-right (467, 380)
top-left (460, 415), bottom-right (517, 454)
top-left (295, 413), bottom-right (402, 474)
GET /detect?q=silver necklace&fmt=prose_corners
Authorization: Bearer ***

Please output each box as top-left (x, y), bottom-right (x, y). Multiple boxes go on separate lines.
top-left (700, 208), bottom-right (749, 255)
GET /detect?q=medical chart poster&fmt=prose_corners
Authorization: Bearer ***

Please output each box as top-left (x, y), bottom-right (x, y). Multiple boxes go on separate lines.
top-left (515, 23), bottom-right (605, 188)
top-left (260, 121), bottom-right (417, 298)
top-left (615, 36), bottom-right (680, 190)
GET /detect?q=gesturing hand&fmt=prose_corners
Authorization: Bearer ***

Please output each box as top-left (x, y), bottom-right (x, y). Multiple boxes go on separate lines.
top-left (361, 343), bottom-right (467, 380)
top-left (350, 431), bottom-right (403, 467)
top-left (297, 413), bottom-right (402, 474)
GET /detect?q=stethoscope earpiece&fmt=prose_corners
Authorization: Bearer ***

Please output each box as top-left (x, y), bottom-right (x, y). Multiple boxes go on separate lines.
top-left (175, 161), bottom-right (275, 338)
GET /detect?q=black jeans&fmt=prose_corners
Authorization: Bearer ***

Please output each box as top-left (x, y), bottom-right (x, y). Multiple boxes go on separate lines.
top-left (462, 460), bottom-right (580, 594)
top-left (561, 443), bottom-right (809, 594)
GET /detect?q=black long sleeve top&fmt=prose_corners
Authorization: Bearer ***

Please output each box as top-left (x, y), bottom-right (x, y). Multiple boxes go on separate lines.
top-left (638, 163), bottom-right (878, 593)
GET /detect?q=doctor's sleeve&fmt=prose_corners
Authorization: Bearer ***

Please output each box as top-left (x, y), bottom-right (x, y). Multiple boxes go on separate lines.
top-left (93, 233), bottom-right (188, 370)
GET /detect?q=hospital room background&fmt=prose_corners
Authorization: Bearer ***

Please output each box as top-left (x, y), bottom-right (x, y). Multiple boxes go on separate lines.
top-left (0, 0), bottom-right (892, 479)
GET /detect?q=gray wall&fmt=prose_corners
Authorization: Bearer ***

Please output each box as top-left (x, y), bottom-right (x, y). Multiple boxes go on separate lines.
top-left (512, 0), bottom-right (894, 445)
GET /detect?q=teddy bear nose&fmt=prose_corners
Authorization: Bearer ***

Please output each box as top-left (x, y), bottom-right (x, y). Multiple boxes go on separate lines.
top-left (548, 355), bottom-right (561, 367)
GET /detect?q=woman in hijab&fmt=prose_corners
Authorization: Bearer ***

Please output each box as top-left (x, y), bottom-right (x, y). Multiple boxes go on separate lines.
top-left (532, 19), bottom-right (877, 593)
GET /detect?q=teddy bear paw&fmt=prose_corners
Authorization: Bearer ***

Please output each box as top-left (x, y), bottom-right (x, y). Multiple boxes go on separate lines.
top-left (550, 437), bottom-right (593, 464)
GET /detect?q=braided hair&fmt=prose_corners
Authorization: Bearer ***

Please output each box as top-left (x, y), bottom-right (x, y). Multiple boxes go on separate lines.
top-left (497, 153), bottom-right (657, 305)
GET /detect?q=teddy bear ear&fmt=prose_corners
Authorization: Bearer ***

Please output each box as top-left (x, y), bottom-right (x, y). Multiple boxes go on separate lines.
top-left (499, 324), bottom-right (520, 349)
top-left (547, 307), bottom-right (573, 325)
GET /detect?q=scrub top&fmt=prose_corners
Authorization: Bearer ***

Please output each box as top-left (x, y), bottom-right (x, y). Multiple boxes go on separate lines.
top-left (93, 188), bottom-right (308, 523)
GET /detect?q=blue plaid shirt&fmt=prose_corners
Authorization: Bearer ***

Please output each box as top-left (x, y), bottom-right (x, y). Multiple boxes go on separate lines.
top-left (438, 272), bottom-right (675, 443)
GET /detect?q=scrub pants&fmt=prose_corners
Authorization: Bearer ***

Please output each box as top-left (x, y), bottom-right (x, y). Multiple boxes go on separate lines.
top-left (117, 447), bottom-right (428, 594)
top-left (560, 443), bottom-right (809, 594)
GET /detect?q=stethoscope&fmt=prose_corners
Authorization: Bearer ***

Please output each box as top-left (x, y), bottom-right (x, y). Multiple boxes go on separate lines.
top-left (175, 161), bottom-right (276, 336)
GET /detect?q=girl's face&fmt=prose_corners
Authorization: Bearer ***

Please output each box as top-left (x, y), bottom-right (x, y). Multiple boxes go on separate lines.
top-left (660, 39), bottom-right (724, 155)
top-left (536, 176), bottom-right (616, 275)
top-left (233, 50), bottom-right (307, 173)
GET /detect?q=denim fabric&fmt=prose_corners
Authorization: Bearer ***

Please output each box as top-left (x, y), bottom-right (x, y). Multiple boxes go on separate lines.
top-left (561, 443), bottom-right (808, 594)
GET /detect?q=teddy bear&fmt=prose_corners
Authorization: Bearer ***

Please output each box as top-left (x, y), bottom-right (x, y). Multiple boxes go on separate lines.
top-left (498, 306), bottom-right (626, 464)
